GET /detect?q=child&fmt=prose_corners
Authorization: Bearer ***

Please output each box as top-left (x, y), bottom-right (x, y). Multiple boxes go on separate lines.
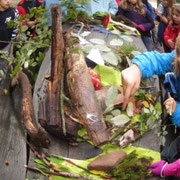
top-left (164, 3), bottom-right (180, 52)
top-left (116, 0), bottom-right (155, 51)
top-left (0, 0), bottom-right (18, 49)
top-left (17, 0), bottom-right (42, 36)
top-left (80, 0), bottom-right (118, 16)
top-left (0, 0), bottom-right (18, 85)
top-left (156, 0), bottom-right (173, 52)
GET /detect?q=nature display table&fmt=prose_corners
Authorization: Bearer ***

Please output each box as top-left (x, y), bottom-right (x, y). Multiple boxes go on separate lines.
top-left (0, 26), bottom-right (161, 180)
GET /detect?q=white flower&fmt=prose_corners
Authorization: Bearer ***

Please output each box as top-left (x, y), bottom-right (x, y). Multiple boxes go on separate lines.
top-left (24, 61), bottom-right (29, 69)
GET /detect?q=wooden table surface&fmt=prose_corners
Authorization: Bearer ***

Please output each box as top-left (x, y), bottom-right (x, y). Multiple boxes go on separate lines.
top-left (0, 32), bottom-right (161, 180)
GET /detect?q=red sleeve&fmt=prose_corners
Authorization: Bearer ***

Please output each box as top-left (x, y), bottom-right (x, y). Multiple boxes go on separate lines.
top-left (16, 6), bottom-right (27, 25)
top-left (17, 5), bottom-right (27, 16)
top-left (164, 24), bottom-right (172, 48)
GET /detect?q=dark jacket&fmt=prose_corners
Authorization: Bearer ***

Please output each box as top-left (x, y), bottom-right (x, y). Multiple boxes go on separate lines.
top-left (116, 6), bottom-right (154, 37)
top-left (157, 2), bottom-right (168, 43)
top-left (0, 8), bottom-right (18, 49)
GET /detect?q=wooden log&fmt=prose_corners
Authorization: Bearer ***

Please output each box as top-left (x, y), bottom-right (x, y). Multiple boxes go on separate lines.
top-left (64, 30), bottom-right (109, 146)
top-left (11, 71), bottom-right (50, 148)
top-left (38, 6), bottom-right (78, 139)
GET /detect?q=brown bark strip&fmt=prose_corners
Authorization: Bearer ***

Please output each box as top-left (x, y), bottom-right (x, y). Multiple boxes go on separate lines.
top-left (64, 30), bottom-right (109, 146)
top-left (47, 5), bottom-right (64, 126)
top-left (39, 6), bottom-right (78, 139)
top-left (11, 71), bottom-right (50, 148)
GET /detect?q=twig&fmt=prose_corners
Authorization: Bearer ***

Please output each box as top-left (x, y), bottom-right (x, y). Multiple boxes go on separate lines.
top-left (25, 165), bottom-right (105, 180)
top-left (61, 68), bottom-right (66, 136)
top-left (65, 111), bottom-right (83, 125)
top-left (26, 141), bottom-right (105, 180)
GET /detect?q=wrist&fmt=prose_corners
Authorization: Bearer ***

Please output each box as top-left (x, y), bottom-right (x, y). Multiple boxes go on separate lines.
top-left (163, 162), bottom-right (177, 177)
top-left (131, 62), bottom-right (142, 73)
top-left (161, 162), bottom-right (168, 177)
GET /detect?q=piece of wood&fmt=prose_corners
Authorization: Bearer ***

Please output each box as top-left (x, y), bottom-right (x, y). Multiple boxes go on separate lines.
top-left (0, 84), bottom-right (26, 180)
top-left (39, 6), bottom-right (78, 139)
top-left (11, 71), bottom-right (50, 148)
top-left (64, 30), bottom-right (109, 146)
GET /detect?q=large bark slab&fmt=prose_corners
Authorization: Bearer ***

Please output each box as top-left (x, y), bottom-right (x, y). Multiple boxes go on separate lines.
top-left (64, 31), bottom-right (109, 146)
top-left (38, 6), bottom-right (78, 139)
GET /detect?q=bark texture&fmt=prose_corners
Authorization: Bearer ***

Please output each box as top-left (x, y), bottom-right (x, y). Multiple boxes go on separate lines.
top-left (64, 30), bottom-right (109, 146)
top-left (11, 71), bottom-right (50, 148)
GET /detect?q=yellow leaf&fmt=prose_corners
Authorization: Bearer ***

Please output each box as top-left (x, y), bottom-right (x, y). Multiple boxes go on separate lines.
top-left (142, 101), bottom-right (149, 108)
top-left (3, 89), bottom-right (8, 94)
top-left (90, 169), bottom-right (110, 177)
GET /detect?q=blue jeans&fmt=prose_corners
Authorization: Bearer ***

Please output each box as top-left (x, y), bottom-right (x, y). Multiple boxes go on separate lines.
top-left (141, 36), bottom-right (153, 51)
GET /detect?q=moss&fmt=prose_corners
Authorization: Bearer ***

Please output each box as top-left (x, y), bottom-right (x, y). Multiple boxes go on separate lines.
top-left (107, 150), bottom-right (153, 180)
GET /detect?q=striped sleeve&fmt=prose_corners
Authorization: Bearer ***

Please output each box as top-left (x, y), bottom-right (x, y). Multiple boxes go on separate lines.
top-left (11, 9), bottom-right (19, 39)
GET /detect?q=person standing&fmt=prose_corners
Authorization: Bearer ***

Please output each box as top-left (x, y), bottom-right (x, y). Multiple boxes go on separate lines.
top-left (156, 0), bottom-right (174, 52)
top-left (164, 3), bottom-right (180, 52)
top-left (17, 0), bottom-right (42, 36)
top-left (0, 0), bottom-right (18, 49)
top-left (116, 0), bottom-right (155, 51)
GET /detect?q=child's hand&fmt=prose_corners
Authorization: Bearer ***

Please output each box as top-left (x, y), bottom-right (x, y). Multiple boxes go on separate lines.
top-left (160, 15), bottom-right (168, 24)
top-left (167, 40), bottom-right (175, 48)
top-left (164, 92), bottom-right (176, 115)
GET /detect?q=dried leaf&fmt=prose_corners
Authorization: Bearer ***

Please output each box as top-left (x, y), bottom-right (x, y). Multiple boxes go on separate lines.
top-left (90, 38), bottom-right (105, 45)
top-left (94, 45), bottom-right (111, 52)
top-left (114, 93), bottom-right (124, 105)
top-left (109, 38), bottom-right (123, 46)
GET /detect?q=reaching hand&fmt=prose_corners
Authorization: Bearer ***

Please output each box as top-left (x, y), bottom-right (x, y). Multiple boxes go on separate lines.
top-left (121, 64), bottom-right (141, 110)
top-left (148, 160), bottom-right (166, 176)
top-left (164, 92), bottom-right (177, 115)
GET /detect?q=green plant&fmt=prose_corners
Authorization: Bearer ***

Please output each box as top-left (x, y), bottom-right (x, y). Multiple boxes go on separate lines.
top-left (60, 0), bottom-right (93, 23)
top-left (7, 6), bottom-right (51, 84)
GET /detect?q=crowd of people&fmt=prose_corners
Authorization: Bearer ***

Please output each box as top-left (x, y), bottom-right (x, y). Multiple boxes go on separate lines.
top-left (0, 0), bottom-right (180, 178)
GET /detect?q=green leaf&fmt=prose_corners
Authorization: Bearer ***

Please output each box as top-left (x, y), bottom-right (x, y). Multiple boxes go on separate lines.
top-left (102, 52), bottom-right (118, 66)
top-left (126, 102), bottom-right (134, 117)
top-left (21, 25), bottom-right (28, 32)
top-left (111, 114), bottom-right (130, 127)
top-left (154, 102), bottom-right (162, 115)
top-left (105, 115), bottom-right (113, 122)
top-left (105, 86), bottom-right (118, 107)
top-left (111, 109), bottom-right (121, 116)
top-left (109, 38), bottom-right (123, 46)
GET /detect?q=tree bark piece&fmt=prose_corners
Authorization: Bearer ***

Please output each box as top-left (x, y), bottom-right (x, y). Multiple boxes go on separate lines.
top-left (11, 71), bottom-right (50, 148)
top-left (39, 6), bottom-right (78, 139)
top-left (87, 150), bottom-right (127, 170)
top-left (64, 31), bottom-right (109, 146)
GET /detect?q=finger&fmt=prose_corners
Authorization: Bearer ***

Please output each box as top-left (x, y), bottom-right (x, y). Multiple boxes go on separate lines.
top-left (122, 84), bottom-right (133, 110)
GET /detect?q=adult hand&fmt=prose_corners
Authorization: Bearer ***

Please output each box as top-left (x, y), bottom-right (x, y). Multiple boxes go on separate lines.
top-left (167, 39), bottom-right (175, 49)
top-left (164, 92), bottom-right (177, 115)
top-left (121, 64), bottom-right (141, 110)
top-left (148, 160), bottom-right (166, 176)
